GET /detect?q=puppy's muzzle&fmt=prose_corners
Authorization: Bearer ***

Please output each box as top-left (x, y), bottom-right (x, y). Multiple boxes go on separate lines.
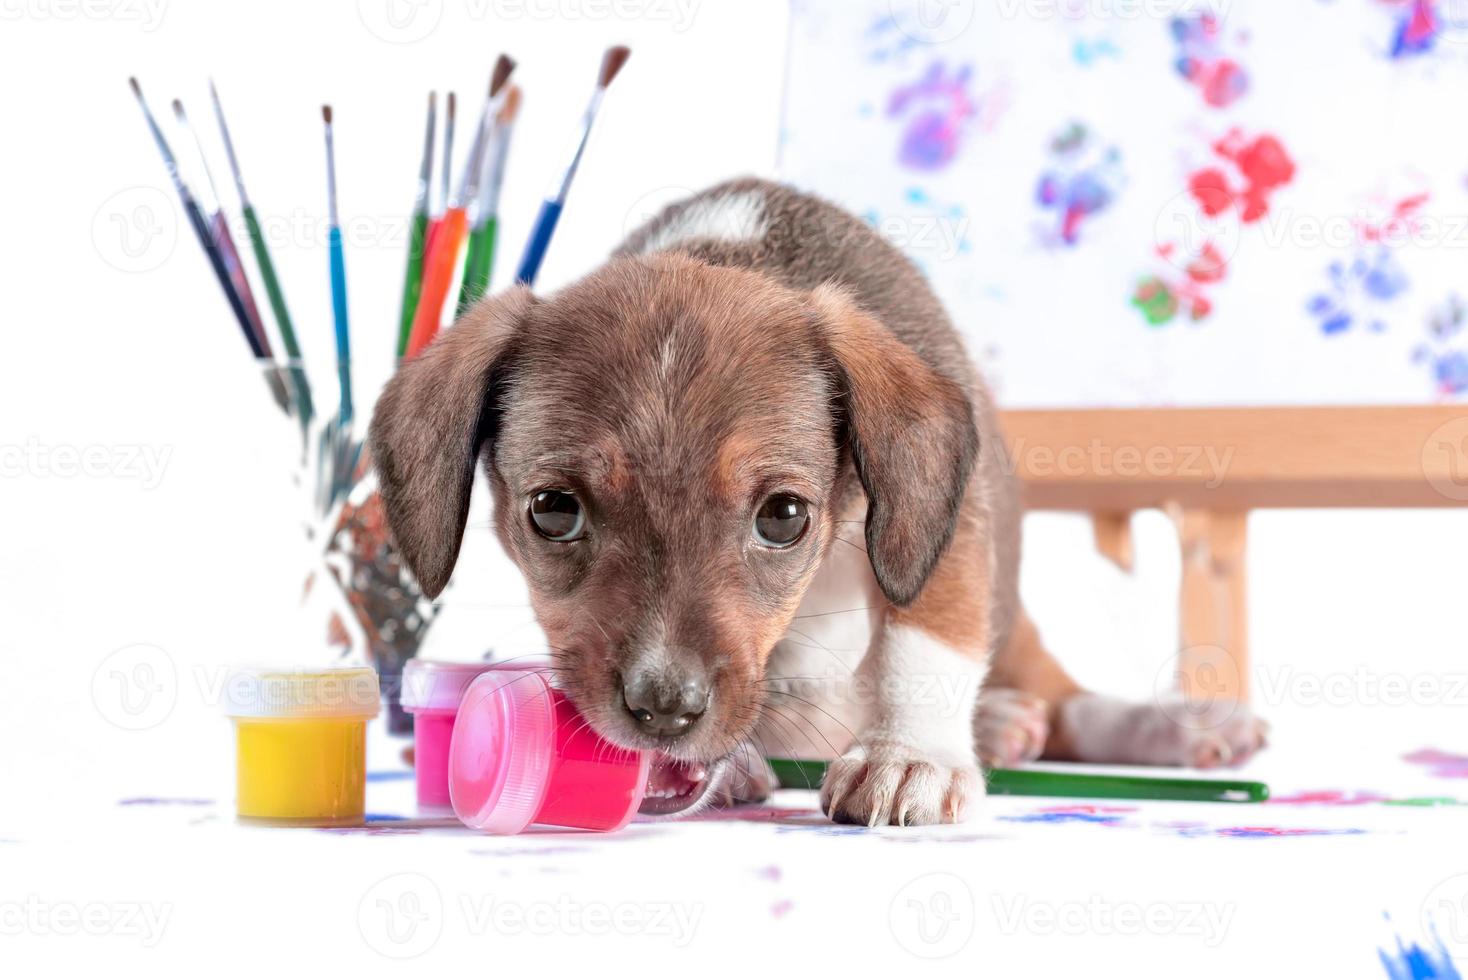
top-left (621, 666), bottom-right (710, 738)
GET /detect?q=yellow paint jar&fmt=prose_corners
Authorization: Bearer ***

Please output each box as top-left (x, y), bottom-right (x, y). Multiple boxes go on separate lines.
top-left (223, 667), bottom-right (380, 826)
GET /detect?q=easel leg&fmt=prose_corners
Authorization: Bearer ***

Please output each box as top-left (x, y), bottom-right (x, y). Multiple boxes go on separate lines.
top-left (1171, 507), bottom-right (1250, 702)
top-left (1091, 511), bottom-right (1134, 573)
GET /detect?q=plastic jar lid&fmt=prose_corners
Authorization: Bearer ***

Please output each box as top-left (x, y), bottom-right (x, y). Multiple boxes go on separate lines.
top-left (222, 667), bottom-right (380, 720)
top-left (401, 660), bottom-right (500, 713)
top-left (448, 667), bottom-right (558, 834)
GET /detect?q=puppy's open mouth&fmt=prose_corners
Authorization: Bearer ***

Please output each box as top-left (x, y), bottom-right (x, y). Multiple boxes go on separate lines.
top-left (638, 753), bottom-right (727, 816)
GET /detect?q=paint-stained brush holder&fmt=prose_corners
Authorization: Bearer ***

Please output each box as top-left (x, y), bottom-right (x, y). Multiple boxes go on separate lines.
top-left (297, 436), bottom-right (437, 734)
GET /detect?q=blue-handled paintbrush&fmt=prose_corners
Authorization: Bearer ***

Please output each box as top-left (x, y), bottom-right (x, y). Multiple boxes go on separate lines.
top-left (515, 45), bottom-right (629, 286)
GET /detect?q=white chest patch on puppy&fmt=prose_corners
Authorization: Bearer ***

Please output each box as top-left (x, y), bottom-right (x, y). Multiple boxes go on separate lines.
top-left (759, 512), bottom-right (883, 759)
top-left (637, 190), bottom-right (769, 253)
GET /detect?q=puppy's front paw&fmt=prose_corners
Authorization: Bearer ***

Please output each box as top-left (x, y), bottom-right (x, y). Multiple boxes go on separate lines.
top-left (710, 748), bottom-right (778, 807)
top-left (820, 743), bottom-right (983, 826)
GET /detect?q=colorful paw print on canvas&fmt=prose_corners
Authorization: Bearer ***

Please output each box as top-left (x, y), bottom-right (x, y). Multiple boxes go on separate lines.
top-left (1188, 129), bottom-right (1296, 224)
top-left (1132, 241), bottom-right (1228, 326)
top-left (1413, 294), bottom-right (1468, 395)
top-left (1034, 122), bottom-right (1124, 247)
top-left (1379, 0), bottom-right (1444, 59)
top-left (1306, 247), bottom-right (1410, 335)
top-left (1170, 12), bottom-right (1250, 108)
top-left (887, 61), bottom-right (985, 171)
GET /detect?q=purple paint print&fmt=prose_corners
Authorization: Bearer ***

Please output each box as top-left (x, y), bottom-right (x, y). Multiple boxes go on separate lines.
top-left (887, 62), bottom-right (985, 171)
top-left (1405, 748), bottom-right (1468, 778)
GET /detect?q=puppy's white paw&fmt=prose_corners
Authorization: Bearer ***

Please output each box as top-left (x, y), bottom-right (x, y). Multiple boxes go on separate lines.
top-left (1060, 693), bottom-right (1270, 768)
top-left (820, 743), bottom-right (983, 826)
top-left (974, 688), bottom-right (1050, 768)
top-left (710, 748), bottom-right (778, 806)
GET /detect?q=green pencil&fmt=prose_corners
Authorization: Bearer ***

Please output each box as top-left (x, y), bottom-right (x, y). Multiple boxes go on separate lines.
top-left (397, 93), bottom-right (436, 359)
top-left (209, 80), bottom-right (314, 428)
top-left (766, 758), bottom-right (1268, 804)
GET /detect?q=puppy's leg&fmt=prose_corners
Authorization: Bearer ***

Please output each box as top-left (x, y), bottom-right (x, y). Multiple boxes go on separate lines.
top-left (710, 744), bottom-right (779, 807)
top-left (819, 624), bottom-right (986, 825)
top-left (820, 532), bottom-right (989, 826)
top-left (989, 609), bottom-right (1268, 768)
top-left (976, 612), bottom-right (1076, 767)
top-left (1048, 692), bottom-right (1269, 768)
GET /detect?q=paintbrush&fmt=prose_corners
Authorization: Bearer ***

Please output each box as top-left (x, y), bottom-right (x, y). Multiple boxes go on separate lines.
top-left (419, 90), bottom-right (454, 285)
top-left (322, 104), bottom-right (352, 429)
top-left (396, 91), bottom-right (436, 359)
top-left (405, 55), bottom-right (516, 358)
top-left (129, 78), bottom-right (289, 411)
top-left (514, 45), bottom-right (630, 286)
top-left (441, 90), bottom-right (455, 220)
top-left (171, 98), bottom-right (273, 361)
top-left (209, 79), bottom-right (315, 430)
top-left (457, 84), bottom-right (521, 315)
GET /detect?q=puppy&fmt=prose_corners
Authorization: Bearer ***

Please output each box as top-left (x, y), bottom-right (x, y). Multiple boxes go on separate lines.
top-left (370, 178), bottom-right (1267, 826)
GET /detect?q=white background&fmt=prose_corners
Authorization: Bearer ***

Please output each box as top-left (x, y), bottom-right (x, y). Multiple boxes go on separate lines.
top-left (1, 1), bottom-right (1467, 975)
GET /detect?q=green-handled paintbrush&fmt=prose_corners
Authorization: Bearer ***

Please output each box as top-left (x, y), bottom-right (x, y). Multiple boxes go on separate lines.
top-left (209, 79), bottom-right (314, 433)
top-left (396, 91), bottom-right (436, 359)
top-left (767, 759), bottom-right (1268, 804)
top-left (457, 84), bottom-right (520, 315)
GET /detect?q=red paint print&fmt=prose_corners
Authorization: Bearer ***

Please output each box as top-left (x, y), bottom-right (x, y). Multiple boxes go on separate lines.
top-left (1359, 192), bottom-right (1430, 244)
top-left (1268, 790), bottom-right (1392, 806)
top-left (1187, 129), bottom-right (1296, 224)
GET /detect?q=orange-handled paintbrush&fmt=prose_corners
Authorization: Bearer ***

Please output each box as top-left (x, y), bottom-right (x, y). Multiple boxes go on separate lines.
top-left (405, 56), bottom-right (515, 359)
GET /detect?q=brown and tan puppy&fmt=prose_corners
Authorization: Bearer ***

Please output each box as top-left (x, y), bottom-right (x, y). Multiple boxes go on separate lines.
top-left (370, 178), bottom-right (1267, 826)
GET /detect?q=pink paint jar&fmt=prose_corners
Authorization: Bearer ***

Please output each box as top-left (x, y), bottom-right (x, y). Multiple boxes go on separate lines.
top-left (402, 660), bottom-right (500, 811)
top-left (449, 666), bottom-right (650, 833)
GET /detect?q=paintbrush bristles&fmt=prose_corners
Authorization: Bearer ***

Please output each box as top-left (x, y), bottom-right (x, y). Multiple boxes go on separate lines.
top-left (128, 75), bottom-right (142, 97)
top-left (599, 45), bottom-right (631, 88)
top-left (490, 54), bottom-right (516, 97)
top-left (322, 104), bottom-right (333, 124)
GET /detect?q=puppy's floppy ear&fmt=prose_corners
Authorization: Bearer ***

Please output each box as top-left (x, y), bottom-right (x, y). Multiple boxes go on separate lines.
top-left (809, 284), bottom-right (979, 607)
top-left (369, 287), bottom-right (536, 598)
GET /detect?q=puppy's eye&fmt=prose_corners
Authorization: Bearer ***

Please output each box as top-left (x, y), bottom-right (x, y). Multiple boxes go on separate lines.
top-left (529, 490), bottom-right (586, 541)
top-left (753, 495), bottom-right (809, 548)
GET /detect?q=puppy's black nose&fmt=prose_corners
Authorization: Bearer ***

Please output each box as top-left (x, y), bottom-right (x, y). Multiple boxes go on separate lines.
top-left (622, 670), bottom-right (709, 738)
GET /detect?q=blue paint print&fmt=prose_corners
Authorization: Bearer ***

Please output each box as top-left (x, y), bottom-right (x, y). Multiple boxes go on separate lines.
top-left (1308, 248), bottom-right (1409, 335)
top-left (1413, 295), bottom-right (1468, 397)
top-left (1034, 122), bottom-right (1123, 247)
top-left (864, 13), bottom-right (923, 64)
top-left (1001, 811), bottom-right (1126, 826)
top-left (366, 770), bottom-right (414, 783)
top-left (118, 797), bottom-right (214, 806)
top-left (1172, 825), bottom-right (1367, 839)
top-left (1072, 37), bottom-right (1120, 66)
top-left (1380, 921), bottom-right (1461, 979)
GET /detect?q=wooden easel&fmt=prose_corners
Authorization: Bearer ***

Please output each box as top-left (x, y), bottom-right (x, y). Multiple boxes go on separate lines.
top-left (1000, 406), bottom-right (1468, 701)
